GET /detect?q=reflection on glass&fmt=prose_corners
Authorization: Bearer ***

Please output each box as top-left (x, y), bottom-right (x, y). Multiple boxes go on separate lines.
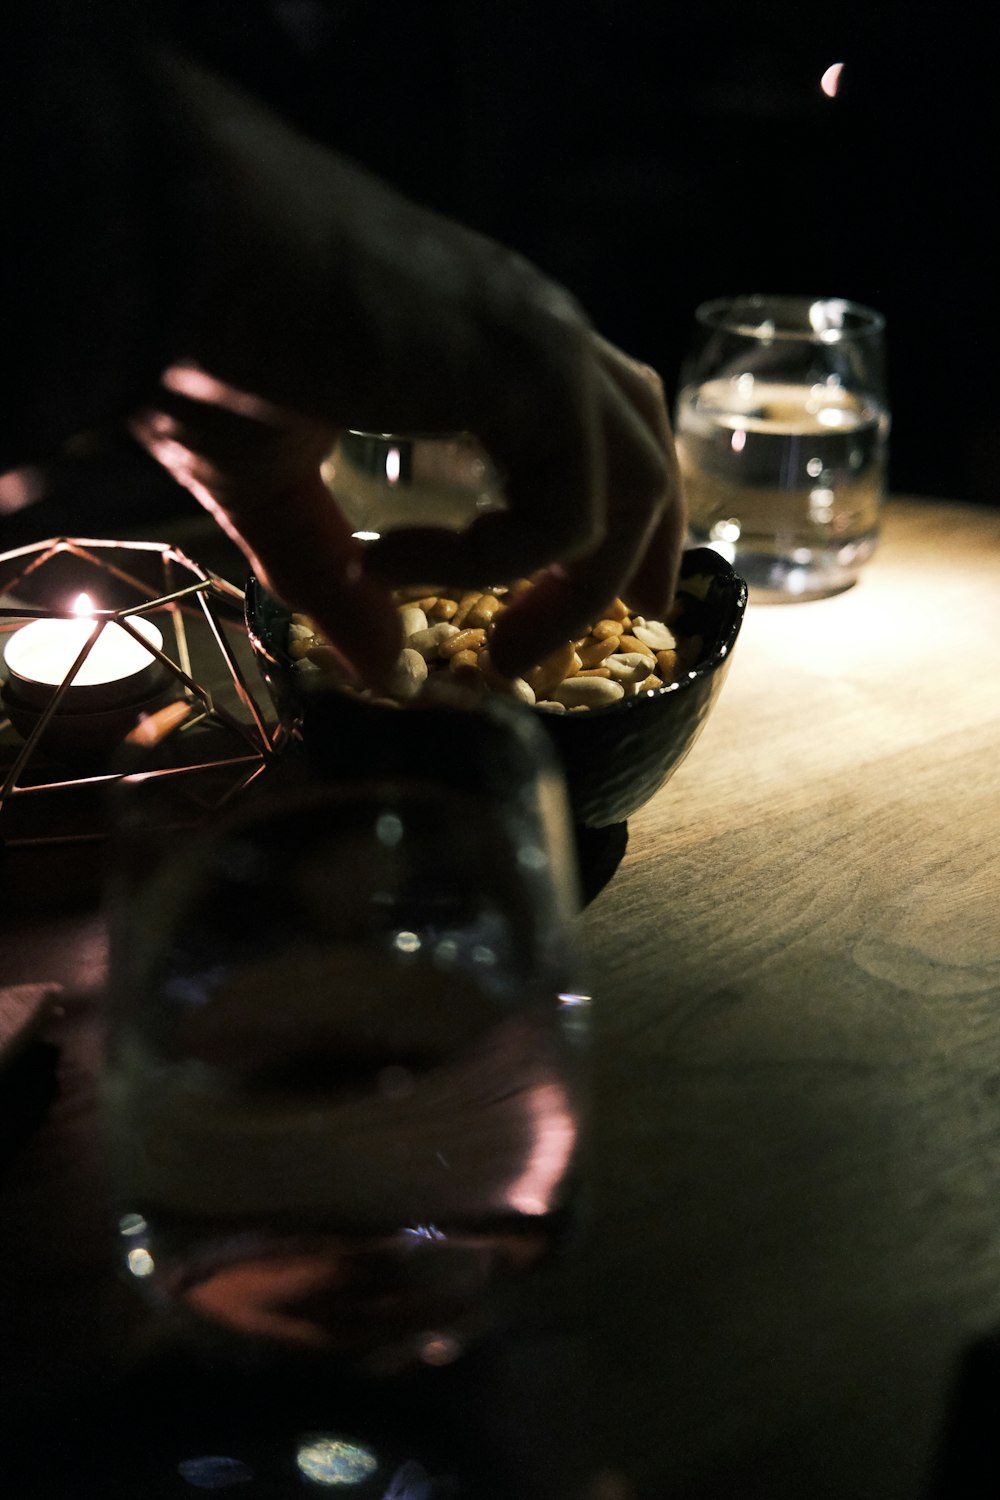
top-left (177, 1454), bottom-right (254, 1490)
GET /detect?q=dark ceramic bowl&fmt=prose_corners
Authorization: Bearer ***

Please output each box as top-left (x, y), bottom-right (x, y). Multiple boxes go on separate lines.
top-left (245, 547), bottom-right (747, 830)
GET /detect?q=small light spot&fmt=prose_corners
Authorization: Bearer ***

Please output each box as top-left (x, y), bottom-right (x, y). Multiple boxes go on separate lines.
top-left (816, 407), bottom-right (850, 428)
top-left (418, 1331), bottom-right (462, 1366)
top-left (296, 1436), bottom-right (379, 1487)
top-left (385, 445), bottom-right (402, 485)
top-left (119, 1212), bottom-right (147, 1236)
top-left (706, 538), bottom-right (736, 564)
top-left (736, 373), bottom-right (755, 398)
top-left (517, 843), bottom-right (548, 871)
top-left (402, 1224), bottom-right (446, 1241)
top-left (809, 488), bottom-right (835, 523)
top-left (471, 945), bottom-right (496, 966)
top-left (806, 456), bottom-right (823, 478)
top-left (177, 1455), bottom-right (253, 1490)
top-left (394, 930), bottom-right (421, 954)
top-left (730, 427), bottom-right (746, 454)
top-left (434, 938), bottom-right (459, 965)
top-left (351, 530), bottom-right (381, 542)
top-left (783, 567), bottom-right (813, 595)
top-left (710, 518), bottom-right (741, 544)
top-left (558, 991), bottom-right (591, 1009)
top-left (127, 1246), bottom-right (155, 1278)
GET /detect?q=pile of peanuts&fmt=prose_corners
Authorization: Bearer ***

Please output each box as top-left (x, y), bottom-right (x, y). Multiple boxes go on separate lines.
top-left (288, 581), bottom-right (705, 712)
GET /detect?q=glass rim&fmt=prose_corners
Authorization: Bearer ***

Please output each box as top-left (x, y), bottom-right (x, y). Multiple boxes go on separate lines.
top-left (694, 294), bottom-right (885, 343)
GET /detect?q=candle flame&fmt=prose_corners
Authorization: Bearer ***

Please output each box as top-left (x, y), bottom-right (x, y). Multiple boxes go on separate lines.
top-left (72, 592), bottom-right (95, 617)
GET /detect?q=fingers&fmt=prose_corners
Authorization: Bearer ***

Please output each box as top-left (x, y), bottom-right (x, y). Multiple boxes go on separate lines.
top-left (595, 336), bottom-right (686, 614)
top-left (363, 312), bottom-right (602, 590)
top-left (489, 353), bottom-right (676, 676)
top-left (132, 379), bottom-right (403, 686)
top-left (365, 332), bottom-right (683, 679)
top-left (229, 470), bottom-right (403, 688)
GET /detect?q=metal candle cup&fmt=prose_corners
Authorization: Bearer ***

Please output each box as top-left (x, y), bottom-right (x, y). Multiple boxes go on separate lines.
top-left (1, 594), bottom-right (170, 756)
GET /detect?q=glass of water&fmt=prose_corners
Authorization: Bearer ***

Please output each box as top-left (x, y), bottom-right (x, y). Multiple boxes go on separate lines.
top-left (102, 693), bottom-right (587, 1375)
top-left (674, 294), bottom-right (889, 599)
top-left (320, 429), bottom-right (505, 540)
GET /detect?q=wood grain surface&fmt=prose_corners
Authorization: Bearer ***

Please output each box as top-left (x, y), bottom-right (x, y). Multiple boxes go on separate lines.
top-left (575, 497), bottom-right (1000, 1497)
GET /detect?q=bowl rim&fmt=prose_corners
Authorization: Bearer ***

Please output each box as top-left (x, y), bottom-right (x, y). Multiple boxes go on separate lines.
top-left (245, 546), bottom-right (747, 719)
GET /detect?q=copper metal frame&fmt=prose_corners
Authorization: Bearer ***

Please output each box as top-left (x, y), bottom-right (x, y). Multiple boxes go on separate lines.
top-left (0, 537), bottom-right (284, 846)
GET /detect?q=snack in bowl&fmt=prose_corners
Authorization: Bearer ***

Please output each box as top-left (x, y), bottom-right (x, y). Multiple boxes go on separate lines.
top-left (286, 580), bottom-right (708, 712)
top-left (245, 547), bottom-right (747, 830)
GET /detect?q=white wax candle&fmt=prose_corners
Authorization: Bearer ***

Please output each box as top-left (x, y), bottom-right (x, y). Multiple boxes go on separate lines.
top-left (4, 594), bottom-right (163, 688)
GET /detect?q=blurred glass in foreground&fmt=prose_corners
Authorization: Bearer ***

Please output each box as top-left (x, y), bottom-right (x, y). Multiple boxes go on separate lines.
top-left (102, 694), bottom-right (587, 1375)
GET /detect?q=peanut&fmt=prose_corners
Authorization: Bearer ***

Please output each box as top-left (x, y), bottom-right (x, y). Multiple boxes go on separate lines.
top-left (410, 622), bottom-right (461, 659)
top-left (451, 592), bottom-right (483, 628)
top-left (605, 651), bottom-right (656, 683)
top-left (618, 633), bottom-right (650, 655)
top-left (578, 634), bottom-right (620, 668)
top-left (439, 627), bottom-right (487, 659)
top-left (307, 643), bottom-right (347, 677)
top-left (398, 605), bottom-right (428, 639)
top-left (655, 649), bottom-right (679, 682)
top-left (388, 647), bottom-right (428, 701)
top-left (632, 620), bottom-right (677, 652)
top-left (465, 593), bottom-right (502, 628)
top-left (551, 676), bottom-right (625, 708)
top-left (292, 583), bottom-right (694, 715)
top-left (526, 641), bottom-right (580, 700)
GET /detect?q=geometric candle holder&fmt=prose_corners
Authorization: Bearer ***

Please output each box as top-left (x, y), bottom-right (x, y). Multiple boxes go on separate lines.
top-left (0, 536), bottom-right (286, 847)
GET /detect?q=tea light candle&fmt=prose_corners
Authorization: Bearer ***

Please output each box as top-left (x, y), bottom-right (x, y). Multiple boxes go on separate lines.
top-left (3, 593), bottom-right (165, 711)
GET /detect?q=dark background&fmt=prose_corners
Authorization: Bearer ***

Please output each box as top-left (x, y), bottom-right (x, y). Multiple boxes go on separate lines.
top-left (8, 0), bottom-right (999, 536)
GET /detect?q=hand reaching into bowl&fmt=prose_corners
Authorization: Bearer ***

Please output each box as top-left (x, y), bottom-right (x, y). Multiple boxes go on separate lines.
top-left (132, 54), bottom-right (686, 688)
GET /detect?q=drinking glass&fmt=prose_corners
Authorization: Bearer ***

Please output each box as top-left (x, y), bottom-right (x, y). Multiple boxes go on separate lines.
top-left (674, 294), bottom-right (889, 599)
top-left (102, 694), bottom-right (587, 1375)
top-left (320, 429), bottom-right (505, 540)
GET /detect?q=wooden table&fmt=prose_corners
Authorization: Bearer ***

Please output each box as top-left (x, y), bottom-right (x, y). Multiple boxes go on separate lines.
top-left (2, 497), bottom-right (999, 1498)
top-left (579, 496), bottom-right (1000, 1497)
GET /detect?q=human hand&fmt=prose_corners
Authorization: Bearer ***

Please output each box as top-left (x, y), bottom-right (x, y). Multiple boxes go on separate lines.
top-left (137, 56), bottom-right (685, 685)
